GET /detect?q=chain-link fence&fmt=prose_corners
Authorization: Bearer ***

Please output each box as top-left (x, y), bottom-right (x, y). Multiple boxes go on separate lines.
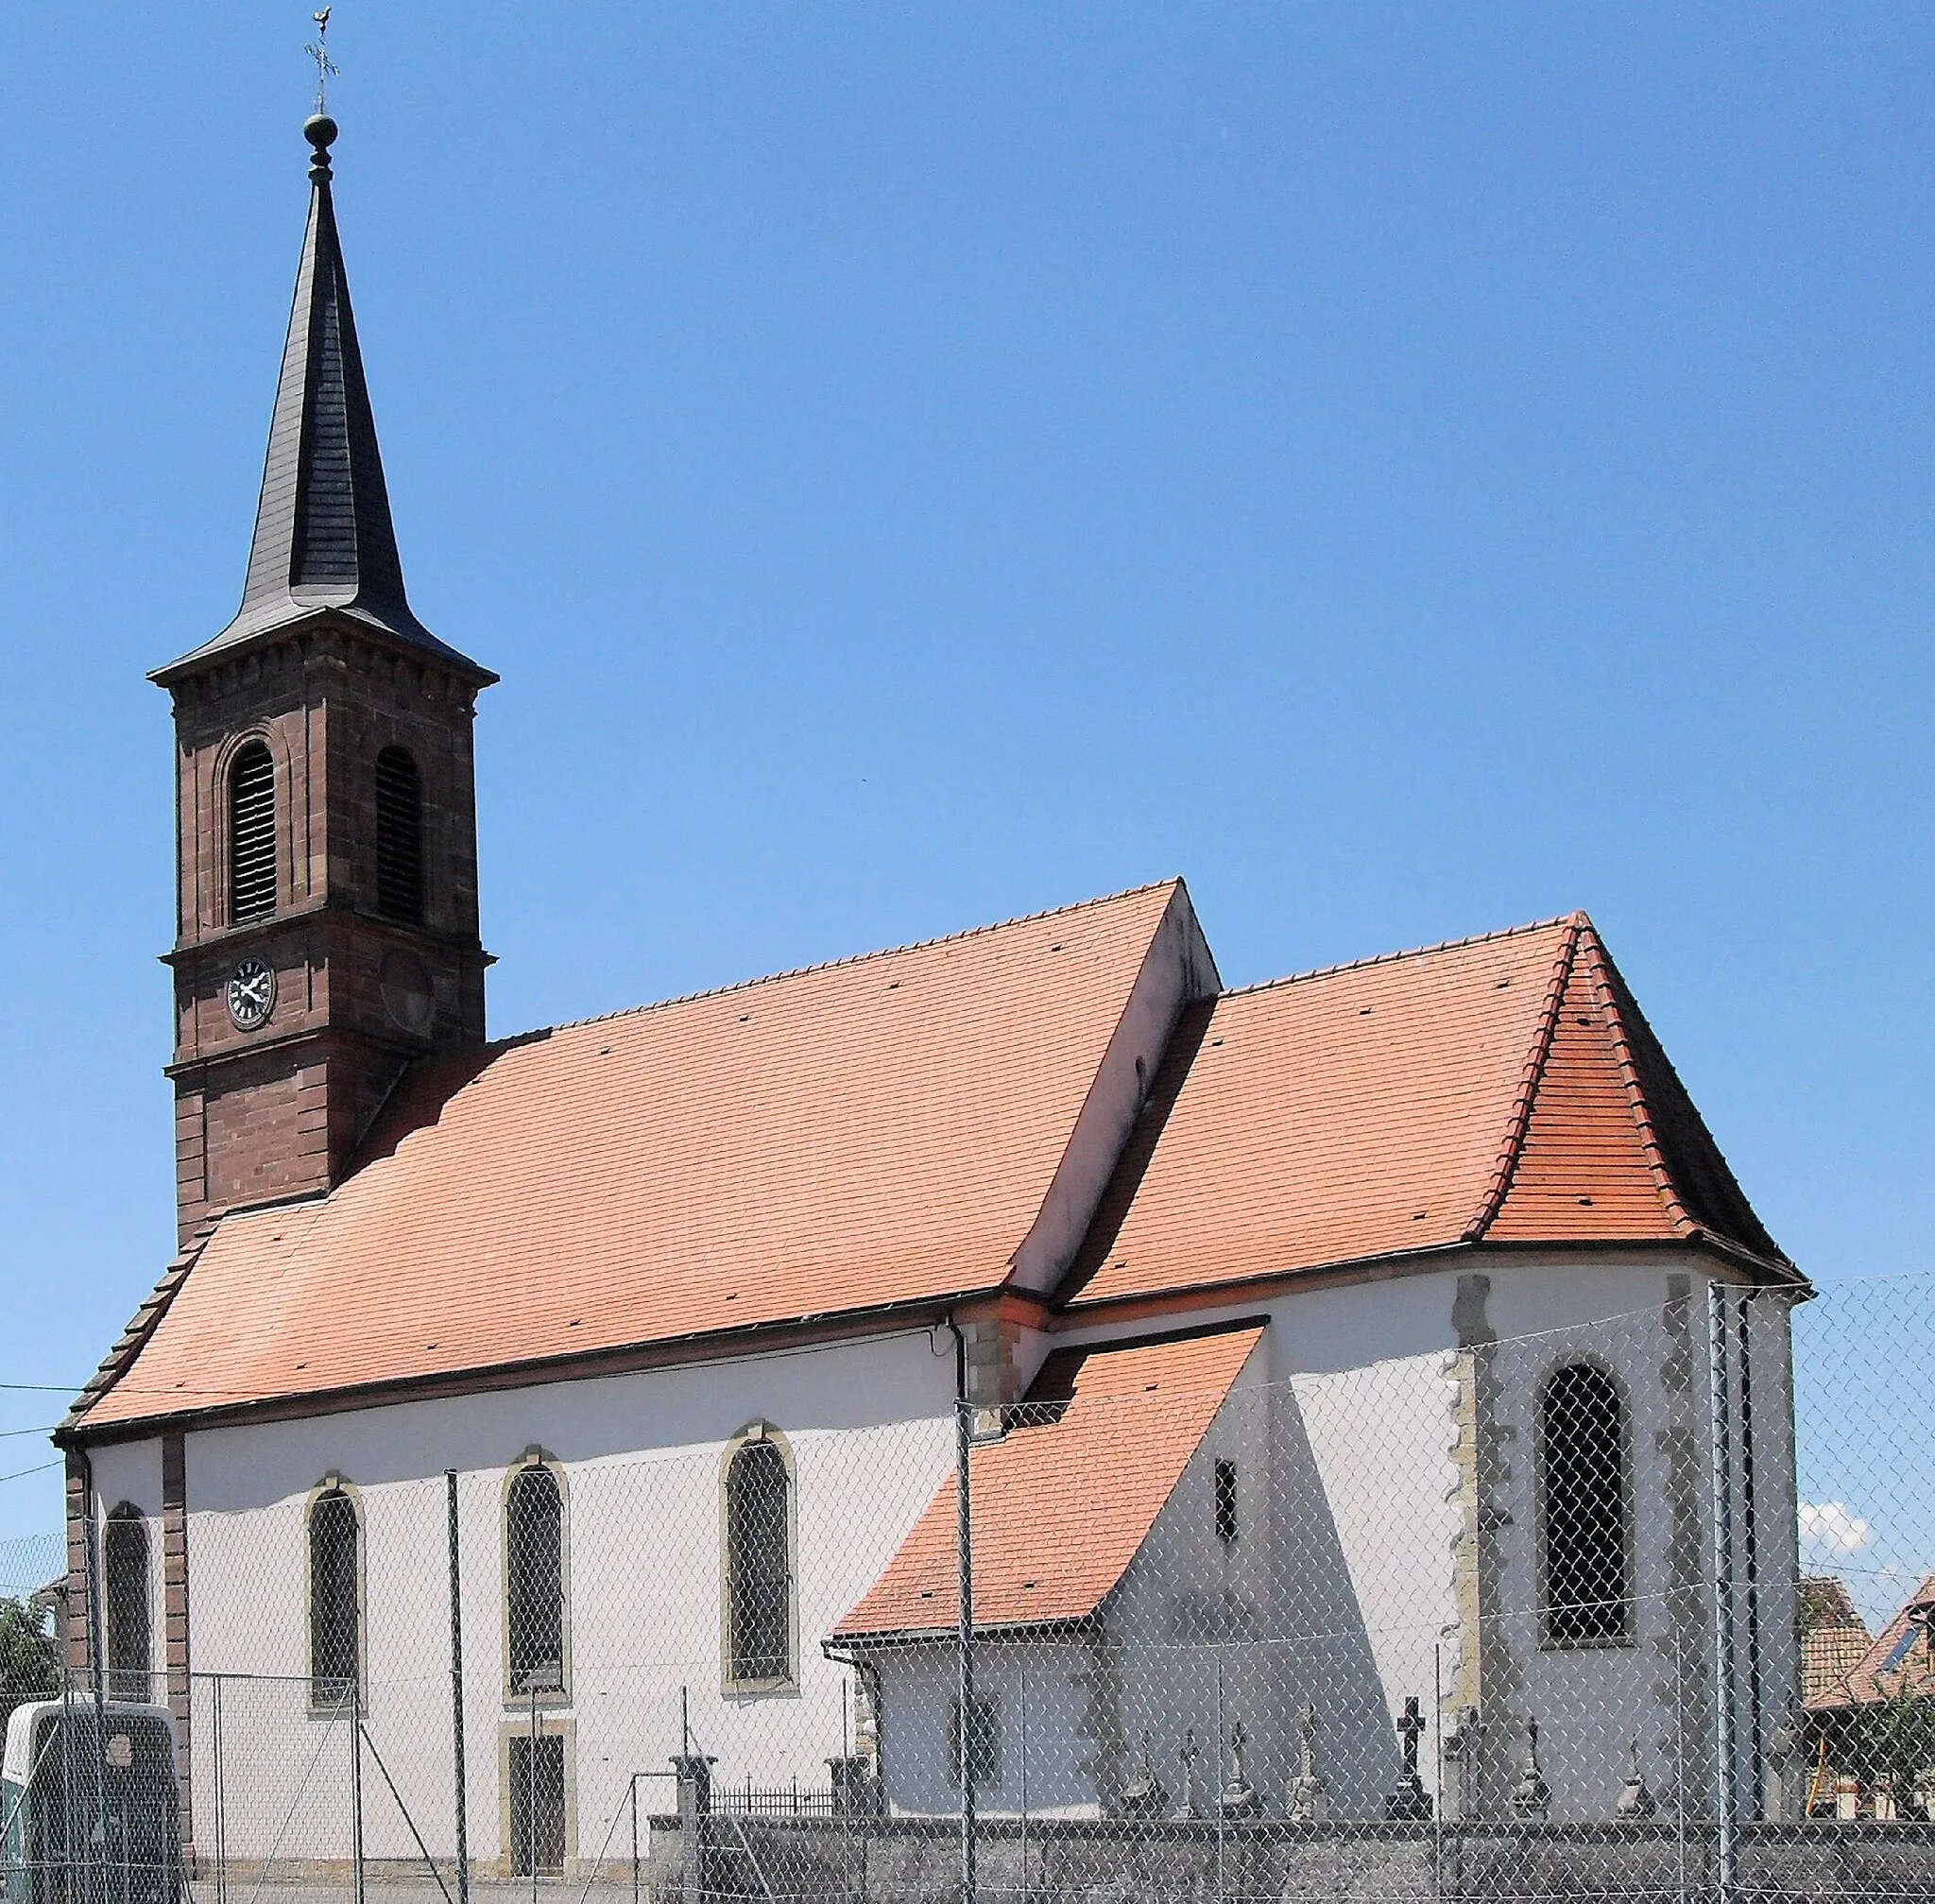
top-left (9, 1275), bottom-right (1935, 1902)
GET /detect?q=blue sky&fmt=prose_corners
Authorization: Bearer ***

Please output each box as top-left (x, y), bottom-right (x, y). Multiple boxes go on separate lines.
top-left (0, 6), bottom-right (1929, 1548)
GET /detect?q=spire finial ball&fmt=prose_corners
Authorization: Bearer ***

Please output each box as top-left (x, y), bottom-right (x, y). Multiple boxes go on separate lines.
top-left (304, 112), bottom-right (338, 152)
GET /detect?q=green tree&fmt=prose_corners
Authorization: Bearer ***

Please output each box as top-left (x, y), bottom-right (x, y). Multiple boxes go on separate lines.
top-left (1859, 1684), bottom-right (1935, 1820)
top-left (0, 1596), bottom-right (60, 1737)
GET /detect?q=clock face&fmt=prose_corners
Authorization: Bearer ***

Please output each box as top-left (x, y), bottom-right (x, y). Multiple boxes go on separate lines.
top-left (226, 957), bottom-right (277, 1032)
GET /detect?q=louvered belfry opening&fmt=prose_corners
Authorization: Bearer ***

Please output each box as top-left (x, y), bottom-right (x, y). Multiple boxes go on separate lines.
top-left (228, 742), bottom-right (278, 923)
top-left (375, 746), bottom-right (424, 922)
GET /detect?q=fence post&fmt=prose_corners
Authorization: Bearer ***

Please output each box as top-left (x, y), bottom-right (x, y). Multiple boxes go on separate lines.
top-left (529, 1684), bottom-right (540, 1904)
top-left (213, 1674), bottom-right (228, 1904)
top-left (955, 1395), bottom-right (977, 1904)
top-left (1213, 1654), bottom-right (1225, 1904)
top-left (446, 1469), bottom-right (470, 1904)
top-left (351, 1682), bottom-right (367, 1904)
top-left (79, 1487), bottom-right (110, 1904)
top-left (1018, 1664), bottom-right (1028, 1904)
top-left (1706, 1280), bottom-right (1738, 1904)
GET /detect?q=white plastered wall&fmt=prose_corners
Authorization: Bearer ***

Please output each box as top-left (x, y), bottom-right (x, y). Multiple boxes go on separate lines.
top-left (163, 1329), bottom-right (956, 1867)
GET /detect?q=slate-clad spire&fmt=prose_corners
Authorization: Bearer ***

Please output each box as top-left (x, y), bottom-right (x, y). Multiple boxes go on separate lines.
top-left (161, 114), bottom-right (486, 677)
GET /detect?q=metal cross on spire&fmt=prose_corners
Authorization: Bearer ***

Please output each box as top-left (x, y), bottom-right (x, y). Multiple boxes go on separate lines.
top-left (305, 9), bottom-right (338, 114)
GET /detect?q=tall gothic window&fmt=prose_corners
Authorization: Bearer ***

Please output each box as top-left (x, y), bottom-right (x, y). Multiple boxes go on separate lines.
top-left (374, 747), bottom-right (424, 923)
top-left (309, 1484), bottom-right (361, 1707)
top-left (103, 1505), bottom-right (150, 1702)
top-left (229, 742), bottom-right (278, 923)
top-left (506, 1463), bottom-right (566, 1694)
top-left (1541, 1363), bottom-right (1631, 1645)
top-left (724, 1432), bottom-right (793, 1686)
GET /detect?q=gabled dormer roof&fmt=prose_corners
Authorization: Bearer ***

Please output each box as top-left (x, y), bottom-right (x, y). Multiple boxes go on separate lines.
top-left (153, 117), bottom-right (490, 686)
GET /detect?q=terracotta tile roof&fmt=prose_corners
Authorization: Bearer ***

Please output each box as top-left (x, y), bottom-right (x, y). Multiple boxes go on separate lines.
top-left (1059, 915), bottom-right (1790, 1311)
top-left (1807, 1573), bottom-right (1935, 1711)
top-left (833, 1323), bottom-right (1264, 1639)
top-left (77, 883), bottom-right (1186, 1430)
top-left (1799, 1576), bottom-right (1873, 1708)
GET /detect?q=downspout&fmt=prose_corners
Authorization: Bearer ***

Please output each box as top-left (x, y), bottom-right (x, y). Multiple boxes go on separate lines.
top-left (77, 1449), bottom-right (111, 1892)
top-left (945, 1312), bottom-right (976, 1904)
top-left (1737, 1294), bottom-right (1764, 1813)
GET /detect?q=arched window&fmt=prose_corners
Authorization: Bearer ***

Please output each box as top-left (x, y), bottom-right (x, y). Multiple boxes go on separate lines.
top-left (1541, 1363), bottom-right (1631, 1645)
top-left (374, 747), bottom-right (424, 923)
top-left (506, 1462), bottom-right (566, 1694)
top-left (229, 742), bottom-right (278, 923)
top-left (724, 1432), bottom-right (793, 1687)
top-left (308, 1484), bottom-right (360, 1707)
top-left (103, 1505), bottom-right (150, 1702)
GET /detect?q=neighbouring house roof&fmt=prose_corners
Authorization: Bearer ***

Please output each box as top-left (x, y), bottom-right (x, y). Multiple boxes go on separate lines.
top-left (1807, 1573), bottom-right (1935, 1711)
top-left (1800, 1577), bottom-right (1874, 1709)
top-left (1056, 913), bottom-right (1791, 1312)
top-left (74, 883), bottom-right (1190, 1431)
top-left (833, 1323), bottom-right (1265, 1641)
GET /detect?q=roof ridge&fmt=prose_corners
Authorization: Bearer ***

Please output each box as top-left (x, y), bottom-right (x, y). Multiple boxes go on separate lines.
top-left (502, 879), bottom-right (1185, 1044)
top-left (1219, 909), bottom-right (1586, 1001)
top-left (1463, 918), bottom-right (1584, 1244)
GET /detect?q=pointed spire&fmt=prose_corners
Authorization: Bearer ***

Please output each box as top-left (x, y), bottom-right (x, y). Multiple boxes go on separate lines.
top-left (159, 116), bottom-right (489, 680)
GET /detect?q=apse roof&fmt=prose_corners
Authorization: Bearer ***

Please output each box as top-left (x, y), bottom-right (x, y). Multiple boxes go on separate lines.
top-left (1056, 913), bottom-right (1792, 1313)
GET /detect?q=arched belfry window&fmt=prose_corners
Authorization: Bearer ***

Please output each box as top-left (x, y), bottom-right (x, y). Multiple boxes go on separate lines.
top-left (229, 742), bottom-right (278, 923)
top-left (723, 1428), bottom-right (794, 1688)
top-left (506, 1459), bottom-right (566, 1695)
top-left (374, 746), bottom-right (424, 923)
top-left (1540, 1363), bottom-right (1631, 1645)
top-left (103, 1505), bottom-right (150, 1702)
top-left (308, 1482), bottom-right (361, 1707)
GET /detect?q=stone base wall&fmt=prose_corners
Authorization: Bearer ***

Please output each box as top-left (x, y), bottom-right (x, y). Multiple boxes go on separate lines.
top-left (626, 1814), bottom-right (1935, 1903)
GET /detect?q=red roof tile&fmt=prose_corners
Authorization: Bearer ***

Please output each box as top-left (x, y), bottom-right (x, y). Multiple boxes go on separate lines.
top-left (834, 1323), bottom-right (1264, 1638)
top-left (1059, 915), bottom-right (1788, 1310)
top-left (1807, 1573), bottom-right (1935, 1710)
top-left (79, 883), bottom-right (1186, 1429)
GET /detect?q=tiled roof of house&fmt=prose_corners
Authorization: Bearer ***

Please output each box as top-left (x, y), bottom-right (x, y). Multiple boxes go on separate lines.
top-left (833, 1323), bottom-right (1264, 1640)
top-left (1057, 914), bottom-right (1790, 1311)
top-left (76, 883), bottom-right (1186, 1430)
top-left (1799, 1576), bottom-right (1873, 1707)
top-left (1807, 1573), bottom-right (1935, 1710)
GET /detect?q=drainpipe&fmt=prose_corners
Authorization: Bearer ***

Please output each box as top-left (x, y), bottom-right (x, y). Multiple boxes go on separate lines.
top-left (1736, 1295), bottom-right (1764, 1816)
top-left (77, 1450), bottom-right (111, 1890)
top-left (1707, 1282), bottom-right (1738, 1904)
top-left (945, 1313), bottom-right (977, 1904)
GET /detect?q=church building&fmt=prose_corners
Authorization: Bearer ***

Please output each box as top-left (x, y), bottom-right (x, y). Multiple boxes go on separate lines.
top-left (57, 113), bottom-right (1804, 1873)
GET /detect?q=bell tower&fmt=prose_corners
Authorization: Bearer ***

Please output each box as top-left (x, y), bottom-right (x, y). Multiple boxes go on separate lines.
top-left (154, 113), bottom-right (496, 1243)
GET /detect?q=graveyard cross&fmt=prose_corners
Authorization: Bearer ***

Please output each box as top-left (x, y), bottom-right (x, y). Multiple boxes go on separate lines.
top-left (1220, 1718), bottom-right (1259, 1817)
top-left (1286, 1701), bottom-right (1325, 1824)
top-left (1173, 1727), bottom-right (1201, 1821)
top-left (1385, 1695), bottom-right (1434, 1821)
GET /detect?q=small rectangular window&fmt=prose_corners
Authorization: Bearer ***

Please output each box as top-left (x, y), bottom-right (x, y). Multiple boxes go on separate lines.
top-left (947, 1695), bottom-right (1001, 1788)
top-left (509, 1733), bottom-right (567, 1875)
top-left (1215, 1459), bottom-right (1238, 1545)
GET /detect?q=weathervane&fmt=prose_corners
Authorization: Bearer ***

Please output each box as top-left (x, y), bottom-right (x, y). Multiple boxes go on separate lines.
top-left (305, 9), bottom-right (338, 115)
